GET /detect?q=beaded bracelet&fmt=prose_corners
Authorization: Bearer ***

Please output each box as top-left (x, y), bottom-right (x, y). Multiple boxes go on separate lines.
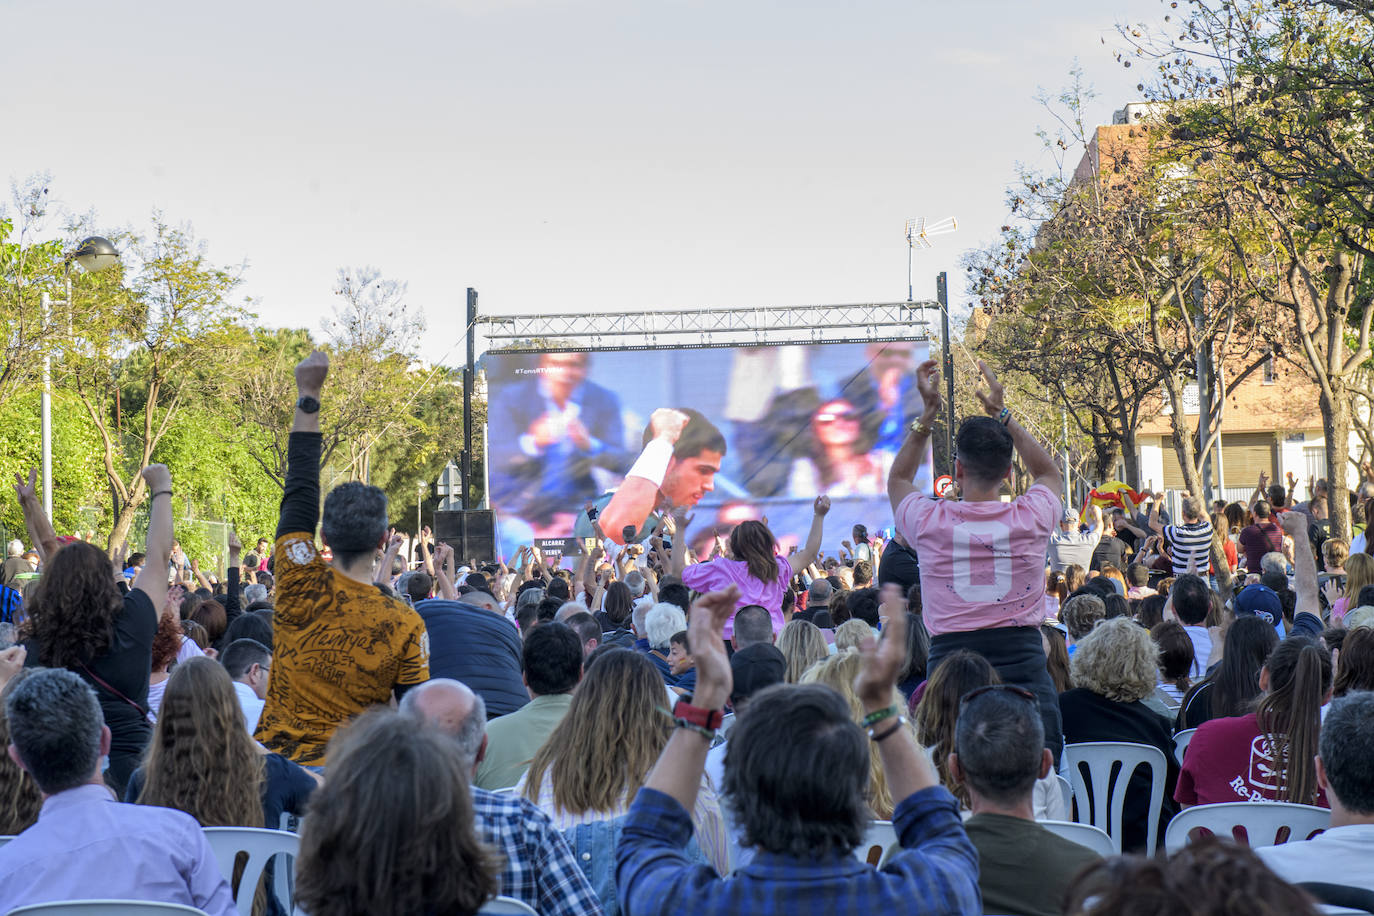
top-left (860, 704), bottom-right (899, 730)
top-left (997, 407), bottom-right (1012, 426)
top-left (870, 717), bottom-right (907, 742)
top-left (674, 719), bottom-right (717, 741)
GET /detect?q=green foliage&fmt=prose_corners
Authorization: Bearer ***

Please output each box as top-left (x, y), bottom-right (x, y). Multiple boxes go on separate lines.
top-left (0, 389), bottom-right (106, 538)
top-left (151, 407), bottom-right (280, 564)
top-left (1, 191), bottom-right (486, 556)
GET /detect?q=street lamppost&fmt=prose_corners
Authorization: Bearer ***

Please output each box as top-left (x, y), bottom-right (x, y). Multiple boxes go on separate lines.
top-left (40, 236), bottom-right (121, 520)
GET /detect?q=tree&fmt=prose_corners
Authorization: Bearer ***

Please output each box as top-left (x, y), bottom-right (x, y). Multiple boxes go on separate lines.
top-left (0, 177), bottom-right (65, 410)
top-left (220, 267), bottom-right (483, 532)
top-left (1119, 0), bottom-right (1374, 538)
top-left (970, 73), bottom-right (1273, 494)
top-left (59, 214), bottom-right (246, 552)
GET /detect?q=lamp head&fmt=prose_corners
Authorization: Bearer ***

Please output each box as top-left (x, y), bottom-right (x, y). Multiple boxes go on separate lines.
top-left (72, 237), bottom-right (119, 274)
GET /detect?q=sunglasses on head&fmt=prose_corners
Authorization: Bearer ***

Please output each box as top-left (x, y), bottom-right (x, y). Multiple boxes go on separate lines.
top-left (959, 684), bottom-right (1036, 707)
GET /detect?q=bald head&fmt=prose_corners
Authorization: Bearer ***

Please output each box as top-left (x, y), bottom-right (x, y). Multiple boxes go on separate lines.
top-left (555, 601), bottom-right (585, 623)
top-left (400, 678), bottom-right (487, 771)
top-left (463, 590), bottom-right (503, 615)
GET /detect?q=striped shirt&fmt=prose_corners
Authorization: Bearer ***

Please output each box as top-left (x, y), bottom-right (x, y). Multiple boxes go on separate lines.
top-left (1164, 519), bottom-right (1214, 576)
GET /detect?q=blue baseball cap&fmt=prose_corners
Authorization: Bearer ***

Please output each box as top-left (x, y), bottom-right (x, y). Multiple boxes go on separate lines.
top-left (1234, 584), bottom-right (1282, 628)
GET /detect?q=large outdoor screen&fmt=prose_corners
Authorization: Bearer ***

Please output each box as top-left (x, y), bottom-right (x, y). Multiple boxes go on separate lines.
top-left (484, 339), bottom-right (934, 560)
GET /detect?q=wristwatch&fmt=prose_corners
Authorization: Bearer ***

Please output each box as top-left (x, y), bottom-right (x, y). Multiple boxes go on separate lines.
top-left (673, 698), bottom-right (724, 731)
top-left (296, 396), bottom-right (321, 414)
top-left (909, 418), bottom-right (935, 437)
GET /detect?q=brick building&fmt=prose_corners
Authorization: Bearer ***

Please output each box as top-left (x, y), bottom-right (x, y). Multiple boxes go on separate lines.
top-left (1078, 105), bottom-right (1336, 502)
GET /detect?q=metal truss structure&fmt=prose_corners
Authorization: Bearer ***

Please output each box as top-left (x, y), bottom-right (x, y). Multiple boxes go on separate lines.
top-left (477, 300), bottom-right (938, 352)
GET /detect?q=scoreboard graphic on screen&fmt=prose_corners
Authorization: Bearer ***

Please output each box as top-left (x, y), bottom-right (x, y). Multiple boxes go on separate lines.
top-left (483, 339), bottom-right (934, 560)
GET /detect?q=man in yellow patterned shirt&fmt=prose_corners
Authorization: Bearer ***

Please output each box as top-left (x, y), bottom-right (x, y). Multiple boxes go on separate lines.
top-left (255, 350), bottom-right (430, 767)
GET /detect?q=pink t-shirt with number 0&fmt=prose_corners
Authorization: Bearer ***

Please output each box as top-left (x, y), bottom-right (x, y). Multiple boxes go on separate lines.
top-left (895, 484), bottom-right (1062, 636)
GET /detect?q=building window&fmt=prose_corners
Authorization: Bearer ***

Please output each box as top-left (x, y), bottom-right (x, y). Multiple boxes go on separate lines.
top-left (1264, 352), bottom-right (1277, 384)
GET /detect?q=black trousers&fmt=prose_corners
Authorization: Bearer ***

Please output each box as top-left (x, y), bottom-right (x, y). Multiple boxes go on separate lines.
top-left (926, 626), bottom-right (1063, 764)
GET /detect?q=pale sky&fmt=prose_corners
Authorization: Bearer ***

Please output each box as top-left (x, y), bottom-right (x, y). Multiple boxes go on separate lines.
top-left (4, 0), bottom-right (1160, 366)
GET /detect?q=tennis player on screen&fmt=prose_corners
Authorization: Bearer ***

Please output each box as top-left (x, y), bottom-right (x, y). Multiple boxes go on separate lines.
top-left (578, 407), bottom-right (727, 546)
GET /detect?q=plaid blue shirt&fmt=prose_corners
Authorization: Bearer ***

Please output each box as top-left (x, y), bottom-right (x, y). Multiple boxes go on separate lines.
top-left (615, 785), bottom-right (981, 916)
top-left (472, 786), bottom-right (603, 916)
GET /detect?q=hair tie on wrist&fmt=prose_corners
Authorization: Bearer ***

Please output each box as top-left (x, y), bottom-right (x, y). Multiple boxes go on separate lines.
top-left (152, 490), bottom-right (173, 500)
top-left (870, 717), bottom-right (906, 742)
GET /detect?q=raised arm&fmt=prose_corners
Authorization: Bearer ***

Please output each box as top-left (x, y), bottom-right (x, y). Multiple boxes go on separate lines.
top-left (433, 542), bottom-right (456, 601)
top-left (1282, 510), bottom-right (1319, 619)
top-left (974, 361), bottom-right (1061, 493)
top-left (790, 496), bottom-right (830, 572)
top-left (1148, 497), bottom-right (1166, 536)
top-left (888, 359), bottom-right (942, 514)
top-left (224, 531), bottom-right (242, 623)
top-left (375, 530), bottom-right (404, 586)
top-left (1118, 493), bottom-right (1149, 538)
top-left (1248, 471), bottom-right (1268, 514)
top-left (277, 350), bottom-right (328, 540)
top-left (12, 469), bottom-right (60, 562)
top-left (669, 508), bottom-right (691, 577)
top-left (189, 556), bottom-right (214, 592)
top-left (644, 584), bottom-right (740, 812)
top-left (854, 601), bottom-right (937, 802)
top-left (133, 463), bottom-right (174, 612)
top-left (419, 526), bottom-right (434, 576)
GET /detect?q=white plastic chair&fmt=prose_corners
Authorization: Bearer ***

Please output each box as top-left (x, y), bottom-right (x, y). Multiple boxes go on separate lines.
top-left (1064, 741), bottom-right (1168, 854)
top-left (202, 826), bottom-right (300, 916)
top-left (1163, 801), bottom-right (1330, 853)
top-left (9, 903), bottom-right (208, 915)
top-left (1036, 819), bottom-right (1116, 858)
top-left (479, 896), bottom-right (540, 914)
top-left (1173, 728), bottom-right (1197, 766)
top-left (851, 819), bottom-right (897, 867)
top-left (718, 713), bottom-right (736, 738)
top-left (1056, 774), bottom-right (1073, 814)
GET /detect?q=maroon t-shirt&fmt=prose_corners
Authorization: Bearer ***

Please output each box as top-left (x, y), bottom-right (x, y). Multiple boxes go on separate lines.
top-left (1175, 712), bottom-right (1328, 808)
top-left (1238, 522), bottom-right (1284, 572)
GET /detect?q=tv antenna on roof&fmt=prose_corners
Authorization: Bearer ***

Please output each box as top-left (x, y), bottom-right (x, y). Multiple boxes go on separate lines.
top-left (905, 216), bottom-right (958, 302)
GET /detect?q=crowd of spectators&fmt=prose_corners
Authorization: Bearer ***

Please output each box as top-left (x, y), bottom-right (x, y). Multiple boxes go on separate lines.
top-left (0, 350), bottom-right (1372, 916)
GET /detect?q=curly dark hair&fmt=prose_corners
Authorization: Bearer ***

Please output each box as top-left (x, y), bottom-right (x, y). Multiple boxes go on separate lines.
top-left (296, 708), bottom-right (500, 916)
top-left (23, 542), bottom-right (121, 669)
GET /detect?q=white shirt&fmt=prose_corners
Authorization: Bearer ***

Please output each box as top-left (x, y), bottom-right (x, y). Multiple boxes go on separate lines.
top-left (1256, 823), bottom-right (1374, 892)
top-left (1184, 625), bottom-right (1212, 679)
top-left (233, 680), bottom-right (264, 733)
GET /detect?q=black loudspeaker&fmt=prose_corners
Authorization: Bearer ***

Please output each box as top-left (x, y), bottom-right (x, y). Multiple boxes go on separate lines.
top-left (433, 510), bottom-right (497, 564)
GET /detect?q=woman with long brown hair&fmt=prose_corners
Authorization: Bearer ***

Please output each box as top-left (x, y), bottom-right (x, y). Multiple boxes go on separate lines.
top-left (128, 657), bottom-right (316, 830)
top-left (296, 708), bottom-right (500, 916)
top-left (1176, 636), bottom-right (1332, 808)
top-left (912, 649), bottom-right (997, 810)
top-left (1040, 623), bottom-right (1071, 695)
top-left (14, 464), bottom-right (174, 796)
top-left (1333, 625), bottom-right (1374, 696)
top-left (519, 648), bottom-right (727, 872)
top-left (677, 500), bottom-right (829, 639)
